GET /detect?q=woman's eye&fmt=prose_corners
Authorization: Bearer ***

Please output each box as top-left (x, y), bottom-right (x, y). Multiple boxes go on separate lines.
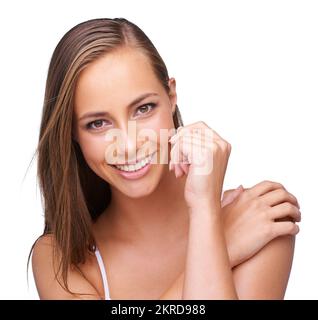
top-left (135, 103), bottom-right (157, 117)
top-left (86, 119), bottom-right (108, 130)
top-left (85, 103), bottom-right (157, 131)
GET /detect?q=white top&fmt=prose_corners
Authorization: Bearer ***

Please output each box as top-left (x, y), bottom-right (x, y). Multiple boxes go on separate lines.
top-left (94, 247), bottom-right (111, 300)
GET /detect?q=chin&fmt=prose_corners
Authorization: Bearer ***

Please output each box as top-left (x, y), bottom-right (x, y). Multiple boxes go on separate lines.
top-left (112, 178), bottom-right (158, 199)
top-left (126, 185), bottom-right (157, 198)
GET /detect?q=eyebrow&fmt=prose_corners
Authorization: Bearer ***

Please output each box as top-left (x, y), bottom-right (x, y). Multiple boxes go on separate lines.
top-left (78, 92), bottom-right (159, 121)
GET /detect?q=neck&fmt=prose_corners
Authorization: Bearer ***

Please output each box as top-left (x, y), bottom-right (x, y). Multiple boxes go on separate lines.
top-left (99, 166), bottom-right (189, 246)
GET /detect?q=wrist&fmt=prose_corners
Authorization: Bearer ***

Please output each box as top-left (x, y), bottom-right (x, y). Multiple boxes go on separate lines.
top-left (188, 200), bottom-right (222, 222)
top-left (188, 197), bottom-right (221, 213)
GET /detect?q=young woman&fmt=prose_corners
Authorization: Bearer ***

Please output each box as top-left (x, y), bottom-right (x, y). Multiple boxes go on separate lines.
top-left (28, 17), bottom-right (301, 300)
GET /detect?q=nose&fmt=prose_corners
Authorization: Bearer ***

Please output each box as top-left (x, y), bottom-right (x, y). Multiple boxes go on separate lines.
top-left (105, 121), bottom-right (140, 165)
top-left (121, 128), bottom-right (138, 164)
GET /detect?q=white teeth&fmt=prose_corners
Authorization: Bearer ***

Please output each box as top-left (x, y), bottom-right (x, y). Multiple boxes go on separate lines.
top-left (114, 154), bottom-right (153, 172)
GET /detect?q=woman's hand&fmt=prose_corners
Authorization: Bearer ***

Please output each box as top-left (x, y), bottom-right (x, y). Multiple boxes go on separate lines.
top-left (169, 122), bottom-right (231, 210)
top-left (221, 180), bottom-right (301, 267)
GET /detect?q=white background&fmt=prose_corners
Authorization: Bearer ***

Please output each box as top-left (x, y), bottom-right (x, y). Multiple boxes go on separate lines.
top-left (0, 0), bottom-right (317, 299)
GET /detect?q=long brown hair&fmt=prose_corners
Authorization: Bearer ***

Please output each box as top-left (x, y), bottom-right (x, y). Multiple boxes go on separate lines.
top-left (27, 17), bottom-right (183, 298)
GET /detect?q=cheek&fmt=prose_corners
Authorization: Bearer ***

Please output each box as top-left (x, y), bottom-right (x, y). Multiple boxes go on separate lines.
top-left (138, 108), bottom-right (174, 162)
top-left (78, 133), bottom-right (107, 166)
top-left (143, 107), bottom-right (174, 136)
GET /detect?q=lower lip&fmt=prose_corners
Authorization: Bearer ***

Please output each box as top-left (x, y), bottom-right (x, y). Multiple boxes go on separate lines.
top-left (110, 153), bottom-right (155, 180)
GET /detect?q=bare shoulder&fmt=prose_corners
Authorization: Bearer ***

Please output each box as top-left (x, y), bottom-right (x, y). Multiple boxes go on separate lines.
top-left (232, 234), bottom-right (296, 299)
top-left (32, 234), bottom-right (102, 300)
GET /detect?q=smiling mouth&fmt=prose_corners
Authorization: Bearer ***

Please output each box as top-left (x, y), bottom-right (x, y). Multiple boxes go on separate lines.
top-left (108, 152), bottom-right (156, 172)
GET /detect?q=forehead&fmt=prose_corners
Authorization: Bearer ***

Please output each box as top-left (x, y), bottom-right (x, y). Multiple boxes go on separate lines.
top-left (74, 47), bottom-right (163, 115)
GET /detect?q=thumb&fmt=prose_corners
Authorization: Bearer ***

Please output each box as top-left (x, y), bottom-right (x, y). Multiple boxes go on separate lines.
top-left (221, 185), bottom-right (244, 208)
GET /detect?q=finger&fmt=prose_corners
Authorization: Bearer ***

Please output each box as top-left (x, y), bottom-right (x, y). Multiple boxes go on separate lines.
top-left (169, 144), bottom-right (176, 172)
top-left (231, 185), bottom-right (244, 199)
top-left (221, 185), bottom-right (244, 207)
top-left (169, 160), bottom-right (175, 171)
top-left (271, 221), bottom-right (300, 238)
top-left (170, 136), bottom-right (213, 148)
top-left (174, 163), bottom-right (184, 178)
top-left (268, 202), bottom-right (301, 222)
top-left (170, 141), bottom-right (188, 165)
top-left (170, 135), bottom-right (215, 171)
top-left (183, 125), bottom-right (224, 142)
top-left (180, 163), bottom-right (190, 175)
top-left (171, 136), bottom-right (215, 150)
top-left (248, 180), bottom-right (286, 198)
top-left (222, 185), bottom-right (244, 198)
top-left (171, 137), bottom-right (211, 157)
top-left (170, 142), bottom-right (185, 178)
top-left (171, 122), bottom-right (229, 148)
top-left (221, 191), bottom-right (235, 207)
top-left (169, 126), bottom-right (187, 142)
top-left (169, 126), bottom-right (215, 145)
top-left (260, 188), bottom-right (299, 208)
top-left (222, 189), bottom-right (236, 199)
top-left (171, 128), bottom-right (215, 141)
top-left (170, 138), bottom-right (200, 165)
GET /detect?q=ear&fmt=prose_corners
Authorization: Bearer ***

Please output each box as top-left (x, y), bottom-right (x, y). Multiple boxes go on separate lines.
top-left (167, 77), bottom-right (177, 114)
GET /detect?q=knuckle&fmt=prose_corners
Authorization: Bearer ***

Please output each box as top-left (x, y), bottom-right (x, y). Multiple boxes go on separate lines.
top-left (264, 207), bottom-right (272, 220)
top-left (290, 193), bottom-right (298, 203)
top-left (272, 181), bottom-right (284, 189)
top-left (192, 121), bottom-right (207, 128)
top-left (219, 141), bottom-right (228, 151)
top-left (284, 201), bottom-right (294, 212)
top-left (211, 142), bottom-right (219, 152)
top-left (277, 188), bottom-right (287, 198)
top-left (250, 198), bottom-right (260, 209)
top-left (199, 121), bottom-right (208, 128)
top-left (262, 180), bottom-right (284, 190)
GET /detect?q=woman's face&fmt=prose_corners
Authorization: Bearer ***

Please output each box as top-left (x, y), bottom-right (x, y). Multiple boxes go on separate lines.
top-left (73, 47), bottom-right (177, 198)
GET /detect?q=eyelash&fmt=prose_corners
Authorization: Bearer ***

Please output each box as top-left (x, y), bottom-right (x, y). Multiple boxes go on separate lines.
top-left (85, 103), bottom-right (157, 131)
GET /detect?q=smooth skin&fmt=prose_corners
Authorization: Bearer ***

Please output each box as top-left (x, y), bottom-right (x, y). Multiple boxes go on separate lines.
top-left (32, 47), bottom-right (300, 299)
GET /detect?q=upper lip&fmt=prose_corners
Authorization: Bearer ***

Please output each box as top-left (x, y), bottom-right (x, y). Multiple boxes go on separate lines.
top-left (110, 152), bottom-right (155, 166)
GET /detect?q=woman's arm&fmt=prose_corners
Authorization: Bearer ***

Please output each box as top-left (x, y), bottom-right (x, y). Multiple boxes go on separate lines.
top-left (233, 234), bottom-right (296, 299)
top-left (32, 235), bottom-right (102, 300)
top-left (159, 181), bottom-right (300, 300)
top-left (181, 201), bottom-right (238, 299)
top-left (168, 124), bottom-right (299, 299)
top-left (159, 233), bottom-right (295, 300)
top-left (168, 122), bottom-right (237, 299)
